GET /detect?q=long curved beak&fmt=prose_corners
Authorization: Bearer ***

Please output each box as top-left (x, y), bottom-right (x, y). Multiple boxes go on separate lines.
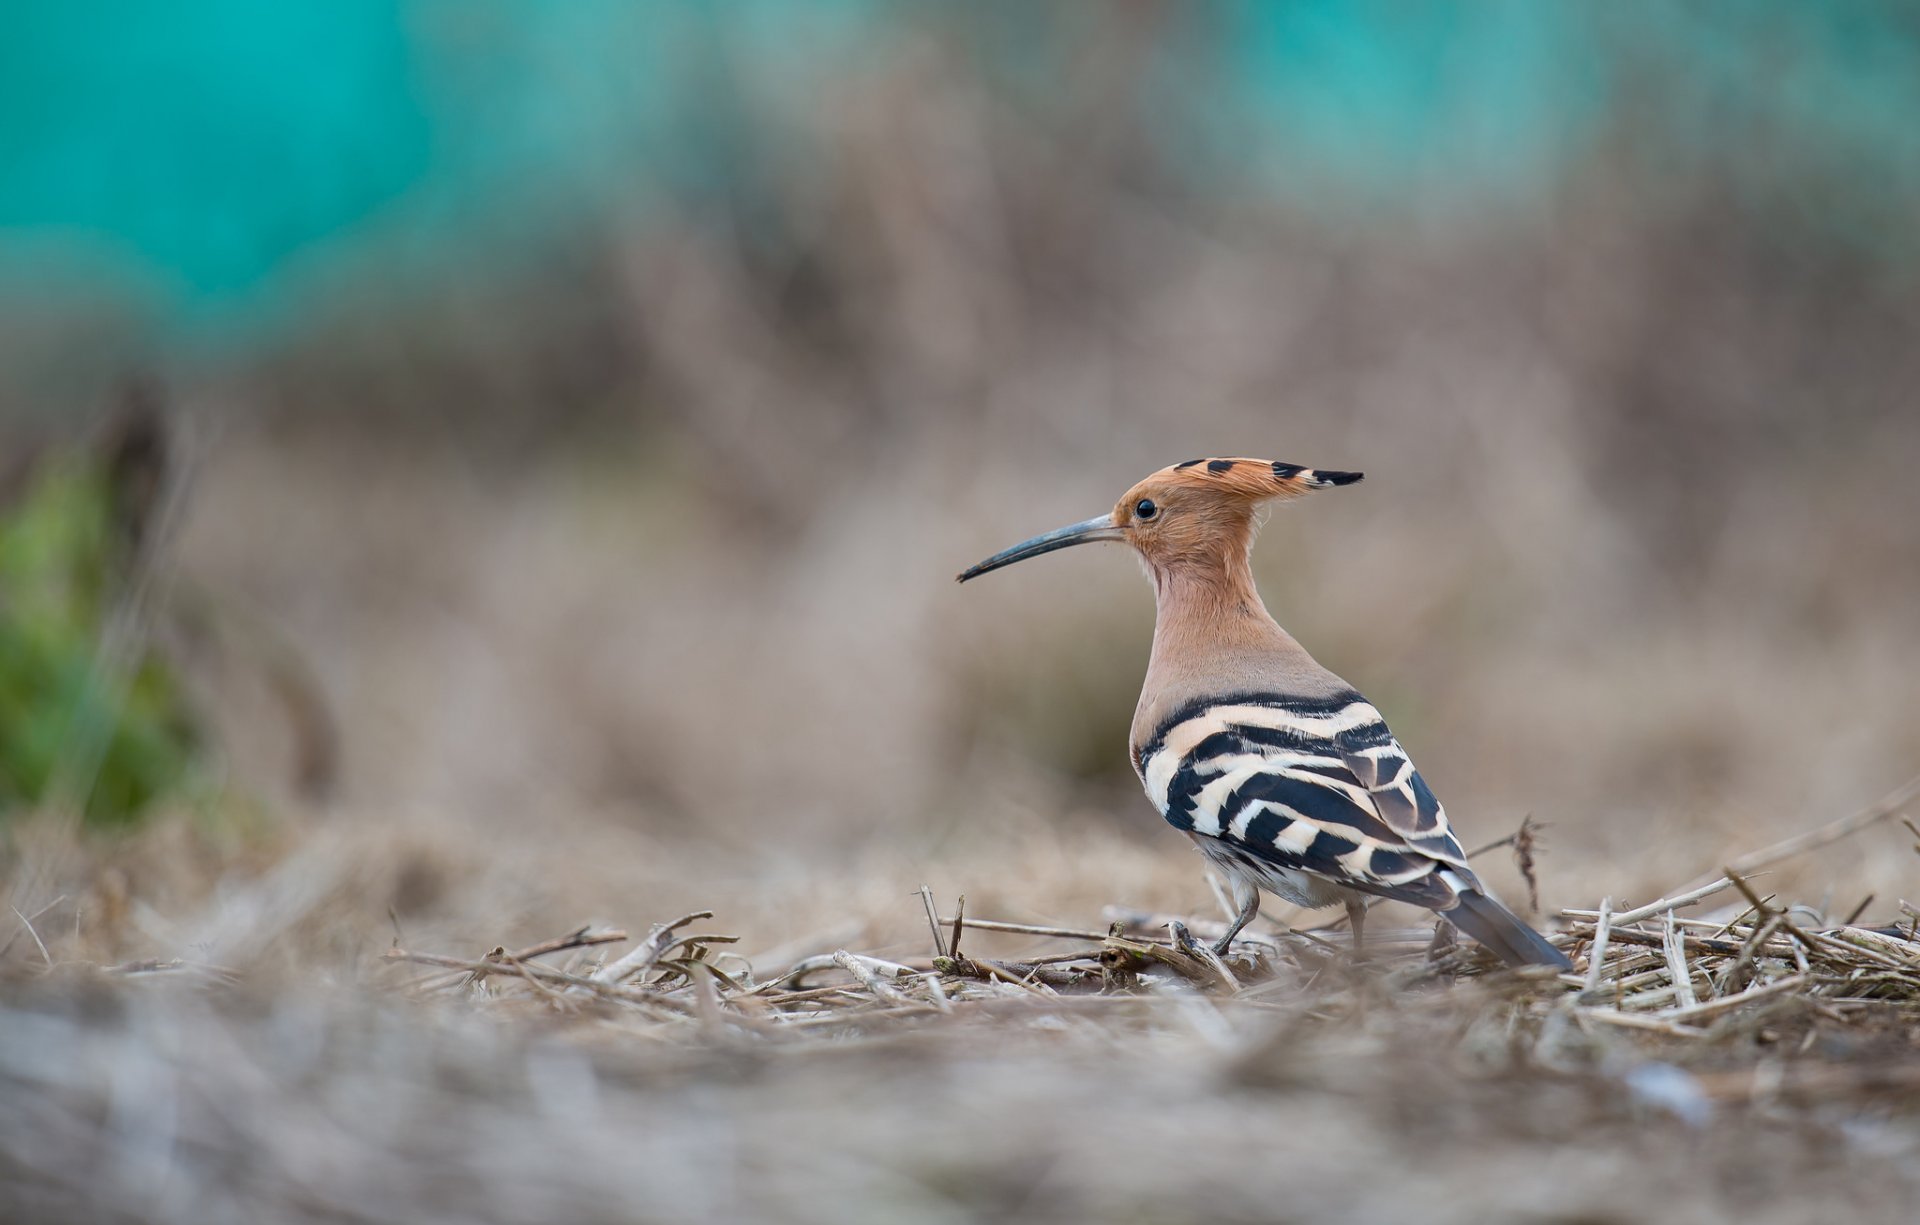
top-left (956, 515), bottom-right (1125, 582)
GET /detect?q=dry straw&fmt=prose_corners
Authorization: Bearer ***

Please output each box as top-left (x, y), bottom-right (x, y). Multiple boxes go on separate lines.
top-left (6, 774), bottom-right (1920, 1223)
top-left (373, 773), bottom-right (1920, 1057)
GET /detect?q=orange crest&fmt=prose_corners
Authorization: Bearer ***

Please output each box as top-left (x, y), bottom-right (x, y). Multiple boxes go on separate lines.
top-left (1112, 458), bottom-right (1363, 575)
top-left (957, 456), bottom-right (1361, 584)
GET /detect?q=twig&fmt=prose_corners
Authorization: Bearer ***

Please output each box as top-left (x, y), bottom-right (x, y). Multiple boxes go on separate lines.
top-left (105, 957), bottom-right (187, 975)
top-left (661, 934), bottom-right (740, 960)
top-left (1561, 912), bottom-right (1743, 933)
top-left (971, 958), bottom-right (1056, 995)
top-left (1657, 973), bottom-right (1808, 1024)
top-left (936, 956), bottom-right (1096, 990)
top-left (1718, 772), bottom-right (1920, 880)
top-left (1576, 1009), bottom-right (1707, 1038)
top-left (383, 947), bottom-right (692, 1014)
top-left (652, 956), bottom-right (746, 992)
top-left (832, 950), bottom-right (912, 1003)
top-left (0, 894), bottom-right (67, 960)
top-left (1465, 826), bottom-right (1521, 859)
top-left (1583, 897), bottom-right (1612, 994)
top-left (689, 961), bottom-right (732, 1035)
top-left (1663, 912), bottom-right (1697, 1009)
top-left (761, 982), bottom-right (865, 1007)
top-left (1101, 928), bottom-right (1235, 992)
top-left (401, 925), bottom-right (629, 992)
top-left (594, 911), bottom-right (715, 986)
top-left (9, 905), bottom-right (52, 968)
top-left (919, 973), bottom-right (953, 1014)
top-left (751, 953), bottom-right (844, 991)
top-left (1170, 921), bottom-right (1241, 992)
top-left (1712, 893), bottom-right (1777, 938)
top-left (936, 915), bottom-right (1110, 942)
top-left (1595, 876), bottom-right (1741, 927)
top-left (1800, 925), bottom-right (1910, 971)
top-left (1728, 870), bottom-right (1909, 971)
top-left (917, 886), bottom-right (946, 958)
top-left (1718, 912), bottom-right (1786, 995)
top-left (103, 957), bottom-right (239, 980)
top-left (514, 926), bottom-right (629, 961)
top-left (498, 950), bottom-right (572, 1007)
top-left (1513, 816), bottom-right (1541, 914)
top-left (1824, 926), bottom-right (1920, 966)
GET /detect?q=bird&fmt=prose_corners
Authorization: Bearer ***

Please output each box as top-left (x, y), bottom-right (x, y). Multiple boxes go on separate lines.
top-left (957, 457), bottom-right (1571, 970)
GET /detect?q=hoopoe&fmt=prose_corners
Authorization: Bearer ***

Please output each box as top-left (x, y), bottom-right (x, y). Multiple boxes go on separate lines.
top-left (958, 457), bottom-right (1571, 969)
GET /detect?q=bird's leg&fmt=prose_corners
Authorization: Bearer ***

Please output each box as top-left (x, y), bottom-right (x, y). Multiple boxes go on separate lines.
top-left (1212, 876), bottom-right (1261, 956)
top-left (1346, 896), bottom-right (1368, 962)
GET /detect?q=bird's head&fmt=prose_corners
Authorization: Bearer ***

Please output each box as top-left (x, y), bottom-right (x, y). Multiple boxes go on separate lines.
top-left (956, 457), bottom-right (1362, 583)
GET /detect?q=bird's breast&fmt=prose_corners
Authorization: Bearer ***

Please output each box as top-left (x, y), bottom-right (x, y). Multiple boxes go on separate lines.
top-left (1134, 688), bottom-right (1374, 820)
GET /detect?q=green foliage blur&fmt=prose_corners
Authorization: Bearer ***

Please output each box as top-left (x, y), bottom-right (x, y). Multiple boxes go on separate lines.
top-left (0, 453), bottom-right (199, 827)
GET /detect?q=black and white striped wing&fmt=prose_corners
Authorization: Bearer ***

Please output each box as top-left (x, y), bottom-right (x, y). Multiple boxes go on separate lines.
top-left (1330, 712), bottom-right (1470, 867)
top-left (1135, 692), bottom-right (1475, 905)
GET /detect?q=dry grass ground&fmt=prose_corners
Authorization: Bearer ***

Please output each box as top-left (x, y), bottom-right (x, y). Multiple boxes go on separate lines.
top-left (4, 778), bottom-right (1920, 1224)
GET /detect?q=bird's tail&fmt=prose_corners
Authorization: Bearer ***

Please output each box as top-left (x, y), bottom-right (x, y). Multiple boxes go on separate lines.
top-left (1444, 888), bottom-right (1572, 970)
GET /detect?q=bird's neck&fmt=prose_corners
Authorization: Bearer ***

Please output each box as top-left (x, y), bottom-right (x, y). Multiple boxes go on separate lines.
top-left (1148, 552), bottom-right (1291, 673)
top-left (1131, 549), bottom-right (1342, 757)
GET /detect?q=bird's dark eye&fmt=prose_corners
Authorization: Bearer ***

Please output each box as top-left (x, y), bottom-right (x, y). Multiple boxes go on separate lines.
top-left (1134, 499), bottom-right (1158, 520)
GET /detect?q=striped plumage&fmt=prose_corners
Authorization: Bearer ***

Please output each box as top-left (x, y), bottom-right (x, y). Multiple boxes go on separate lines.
top-left (960, 456), bottom-right (1570, 970)
top-left (1136, 689), bottom-right (1564, 966)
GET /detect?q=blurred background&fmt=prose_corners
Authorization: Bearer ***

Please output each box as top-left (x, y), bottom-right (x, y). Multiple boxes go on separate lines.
top-left (4, 0), bottom-right (1919, 954)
